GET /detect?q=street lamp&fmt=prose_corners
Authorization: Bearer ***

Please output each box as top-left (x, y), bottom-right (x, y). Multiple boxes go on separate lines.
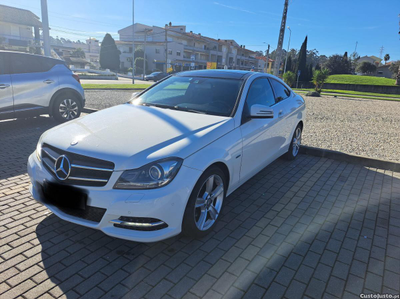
top-left (283, 26), bottom-right (292, 74)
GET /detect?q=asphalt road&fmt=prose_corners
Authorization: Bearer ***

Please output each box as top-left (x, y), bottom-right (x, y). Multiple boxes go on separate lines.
top-left (81, 77), bottom-right (151, 85)
top-left (85, 90), bottom-right (135, 110)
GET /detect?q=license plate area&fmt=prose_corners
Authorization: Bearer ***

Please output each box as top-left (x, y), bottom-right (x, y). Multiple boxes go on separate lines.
top-left (42, 181), bottom-right (87, 210)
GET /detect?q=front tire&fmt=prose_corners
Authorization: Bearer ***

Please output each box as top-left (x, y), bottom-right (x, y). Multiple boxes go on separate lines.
top-left (284, 125), bottom-right (302, 160)
top-left (182, 167), bottom-right (227, 238)
top-left (53, 95), bottom-right (82, 123)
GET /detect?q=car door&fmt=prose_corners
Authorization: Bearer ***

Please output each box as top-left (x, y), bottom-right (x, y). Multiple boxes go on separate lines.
top-left (239, 77), bottom-right (286, 183)
top-left (0, 52), bottom-right (14, 120)
top-left (10, 53), bottom-right (58, 116)
top-left (269, 78), bottom-right (297, 149)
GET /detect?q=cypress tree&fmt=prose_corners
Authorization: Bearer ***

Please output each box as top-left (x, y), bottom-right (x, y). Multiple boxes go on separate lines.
top-left (308, 64), bottom-right (313, 81)
top-left (296, 36), bottom-right (308, 82)
top-left (286, 55), bottom-right (292, 72)
top-left (343, 51), bottom-right (348, 60)
top-left (100, 33), bottom-right (120, 71)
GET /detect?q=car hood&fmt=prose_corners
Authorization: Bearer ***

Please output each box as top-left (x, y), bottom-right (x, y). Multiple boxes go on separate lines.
top-left (41, 104), bottom-right (234, 170)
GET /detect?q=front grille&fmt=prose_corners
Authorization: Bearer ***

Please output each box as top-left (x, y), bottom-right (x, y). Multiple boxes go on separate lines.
top-left (58, 205), bottom-right (106, 223)
top-left (41, 143), bottom-right (115, 187)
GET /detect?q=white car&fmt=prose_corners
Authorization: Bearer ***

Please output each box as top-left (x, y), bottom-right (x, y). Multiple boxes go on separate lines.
top-left (27, 70), bottom-right (305, 242)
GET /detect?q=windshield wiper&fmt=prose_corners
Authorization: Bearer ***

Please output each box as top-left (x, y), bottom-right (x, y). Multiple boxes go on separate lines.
top-left (140, 103), bottom-right (205, 114)
top-left (173, 106), bottom-right (206, 114)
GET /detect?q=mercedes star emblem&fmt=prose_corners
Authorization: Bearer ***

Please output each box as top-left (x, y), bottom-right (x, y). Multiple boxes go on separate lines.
top-left (54, 155), bottom-right (71, 180)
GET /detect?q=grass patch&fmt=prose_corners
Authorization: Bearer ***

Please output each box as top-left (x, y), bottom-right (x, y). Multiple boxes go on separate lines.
top-left (295, 88), bottom-right (400, 99)
top-left (294, 89), bottom-right (400, 101)
top-left (82, 84), bottom-right (151, 89)
top-left (326, 75), bottom-right (396, 86)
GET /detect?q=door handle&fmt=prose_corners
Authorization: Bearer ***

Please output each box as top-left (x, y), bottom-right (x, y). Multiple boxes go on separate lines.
top-left (278, 110), bottom-right (284, 118)
top-left (43, 79), bottom-right (54, 84)
top-left (0, 84), bottom-right (10, 89)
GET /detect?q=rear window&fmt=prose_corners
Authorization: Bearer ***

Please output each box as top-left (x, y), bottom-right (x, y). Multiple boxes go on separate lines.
top-left (10, 54), bottom-right (64, 74)
top-left (270, 79), bottom-right (291, 101)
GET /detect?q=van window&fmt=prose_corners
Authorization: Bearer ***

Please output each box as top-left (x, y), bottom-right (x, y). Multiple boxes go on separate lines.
top-left (0, 53), bottom-right (10, 75)
top-left (11, 54), bottom-right (44, 74)
top-left (10, 54), bottom-right (63, 74)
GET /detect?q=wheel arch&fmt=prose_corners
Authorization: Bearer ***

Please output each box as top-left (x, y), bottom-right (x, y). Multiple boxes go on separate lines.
top-left (49, 88), bottom-right (84, 116)
top-left (205, 161), bottom-right (230, 192)
top-left (297, 120), bottom-right (304, 130)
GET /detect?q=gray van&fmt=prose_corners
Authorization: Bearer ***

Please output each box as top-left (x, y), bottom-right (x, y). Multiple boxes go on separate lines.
top-left (0, 51), bottom-right (85, 122)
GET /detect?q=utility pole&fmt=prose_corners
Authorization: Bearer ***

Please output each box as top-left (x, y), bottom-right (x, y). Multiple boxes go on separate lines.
top-left (143, 29), bottom-right (150, 80)
top-left (265, 44), bottom-right (270, 73)
top-left (283, 26), bottom-right (291, 74)
top-left (131, 0), bottom-right (135, 84)
top-left (40, 0), bottom-right (51, 57)
top-left (165, 24), bottom-right (168, 73)
top-left (273, 0), bottom-right (289, 77)
top-left (379, 46), bottom-right (384, 59)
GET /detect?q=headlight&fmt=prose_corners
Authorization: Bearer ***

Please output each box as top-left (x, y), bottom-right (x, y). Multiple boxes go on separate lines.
top-left (114, 158), bottom-right (183, 190)
top-left (36, 135), bottom-right (43, 162)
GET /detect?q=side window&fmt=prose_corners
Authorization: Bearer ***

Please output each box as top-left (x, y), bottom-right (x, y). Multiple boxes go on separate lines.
top-left (0, 53), bottom-right (7, 75)
top-left (245, 78), bottom-right (276, 108)
top-left (41, 58), bottom-right (63, 72)
top-left (11, 54), bottom-right (44, 74)
top-left (270, 79), bottom-right (291, 102)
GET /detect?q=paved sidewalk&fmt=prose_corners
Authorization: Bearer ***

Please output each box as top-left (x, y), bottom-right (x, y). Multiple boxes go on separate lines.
top-left (1, 117), bottom-right (399, 299)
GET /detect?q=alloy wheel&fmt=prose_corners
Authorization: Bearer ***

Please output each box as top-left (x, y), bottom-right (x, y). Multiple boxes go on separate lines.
top-left (194, 174), bottom-right (224, 231)
top-left (292, 127), bottom-right (302, 156)
top-left (59, 99), bottom-right (79, 120)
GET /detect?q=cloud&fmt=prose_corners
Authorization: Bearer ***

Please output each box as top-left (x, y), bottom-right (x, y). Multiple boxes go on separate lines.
top-left (213, 2), bottom-right (256, 14)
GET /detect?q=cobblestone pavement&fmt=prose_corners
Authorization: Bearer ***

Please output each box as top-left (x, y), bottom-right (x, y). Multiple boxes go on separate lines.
top-left (1, 117), bottom-right (399, 299)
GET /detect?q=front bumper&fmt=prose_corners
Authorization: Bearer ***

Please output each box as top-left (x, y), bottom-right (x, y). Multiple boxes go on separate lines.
top-left (27, 152), bottom-right (202, 242)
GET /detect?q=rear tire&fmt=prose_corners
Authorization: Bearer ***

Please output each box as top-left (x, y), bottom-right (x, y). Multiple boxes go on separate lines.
top-left (182, 167), bottom-right (227, 238)
top-left (284, 125), bottom-right (302, 160)
top-left (52, 94), bottom-right (82, 123)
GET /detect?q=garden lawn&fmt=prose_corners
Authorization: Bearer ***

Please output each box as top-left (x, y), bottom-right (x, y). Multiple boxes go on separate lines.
top-left (326, 74), bottom-right (396, 86)
top-left (294, 89), bottom-right (400, 101)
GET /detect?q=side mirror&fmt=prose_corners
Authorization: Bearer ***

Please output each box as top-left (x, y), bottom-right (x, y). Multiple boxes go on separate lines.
top-left (131, 92), bottom-right (139, 98)
top-left (250, 104), bottom-right (274, 119)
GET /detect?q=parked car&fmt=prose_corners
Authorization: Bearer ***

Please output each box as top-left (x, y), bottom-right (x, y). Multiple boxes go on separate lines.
top-left (144, 71), bottom-right (168, 81)
top-left (0, 51), bottom-right (85, 122)
top-left (27, 70), bottom-right (305, 242)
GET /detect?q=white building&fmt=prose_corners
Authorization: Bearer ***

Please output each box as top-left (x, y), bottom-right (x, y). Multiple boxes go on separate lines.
top-left (0, 4), bottom-right (42, 53)
top-left (117, 22), bottom-right (260, 73)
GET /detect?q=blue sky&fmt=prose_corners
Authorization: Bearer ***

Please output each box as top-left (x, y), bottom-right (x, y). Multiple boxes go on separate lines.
top-left (2, 0), bottom-right (399, 60)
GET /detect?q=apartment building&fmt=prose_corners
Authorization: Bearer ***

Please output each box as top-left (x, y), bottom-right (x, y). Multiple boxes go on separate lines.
top-left (0, 4), bottom-right (42, 53)
top-left (117, 22), bottom-right (263, 73)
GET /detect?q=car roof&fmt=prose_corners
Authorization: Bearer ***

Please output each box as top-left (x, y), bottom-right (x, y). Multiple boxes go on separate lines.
top-left (0, 50), bottom-right (64, 63)
top-left (176, 69), bottom-right (252, 79)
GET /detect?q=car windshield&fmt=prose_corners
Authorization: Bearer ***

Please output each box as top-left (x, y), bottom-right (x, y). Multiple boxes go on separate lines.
top-left (133, 76), bottom-right (243, 117)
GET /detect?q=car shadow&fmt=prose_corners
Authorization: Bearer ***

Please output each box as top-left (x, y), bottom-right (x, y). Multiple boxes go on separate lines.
top-left (35, 154), bottom-right (400, 298)
top-left (0, 116), bottom-right (59, 180)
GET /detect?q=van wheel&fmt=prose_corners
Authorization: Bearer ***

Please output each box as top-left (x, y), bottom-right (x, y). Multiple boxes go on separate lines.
top-left (182, 167), bottom-right (226, 238)
top-left (53, 95), bottom-right (82, 123)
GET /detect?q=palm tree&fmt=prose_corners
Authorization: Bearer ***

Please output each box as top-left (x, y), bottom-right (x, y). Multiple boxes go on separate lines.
top-left (384, 54), bottom-right (390, 65)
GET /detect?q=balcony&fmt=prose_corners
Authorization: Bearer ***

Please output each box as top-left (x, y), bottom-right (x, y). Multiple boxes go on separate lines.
top-left (183, 45), bottom-right (209, 53)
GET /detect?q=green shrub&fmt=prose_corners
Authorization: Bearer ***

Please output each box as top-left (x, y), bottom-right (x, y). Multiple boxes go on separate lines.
top-left (312, 68), bottom-right (329, 93)
top-left (283, 71), bottom-right (296, 87)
